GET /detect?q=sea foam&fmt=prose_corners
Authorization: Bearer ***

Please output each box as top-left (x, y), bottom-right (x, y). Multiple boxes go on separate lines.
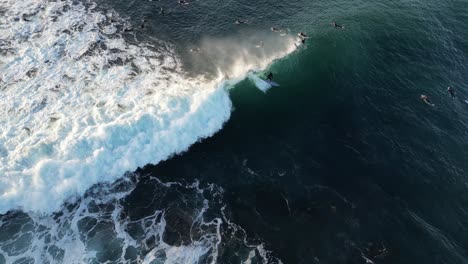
top-left (0, 0), bottom-right (296, 214)
top-left (0, 175), bottom-right (280, 263)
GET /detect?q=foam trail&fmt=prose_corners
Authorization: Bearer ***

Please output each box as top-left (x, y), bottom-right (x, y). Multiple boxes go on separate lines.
top-left (0, 0), bottom-right (296, 214)
top-left (248, 74), bottom-right (272, 93)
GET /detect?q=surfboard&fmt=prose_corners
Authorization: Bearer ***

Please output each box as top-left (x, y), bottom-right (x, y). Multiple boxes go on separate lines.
top-left (248, 74), bottom-right (280, 93)
top-left (266, 80), bottom-right (280, 87)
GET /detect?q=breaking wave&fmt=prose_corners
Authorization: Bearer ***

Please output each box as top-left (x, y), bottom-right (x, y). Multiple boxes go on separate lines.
top-left (0, 0), bottom-right (296, 214)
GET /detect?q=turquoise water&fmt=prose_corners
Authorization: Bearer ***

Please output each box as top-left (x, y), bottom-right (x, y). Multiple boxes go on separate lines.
top-left (1, 0), bottom-right (468, 263)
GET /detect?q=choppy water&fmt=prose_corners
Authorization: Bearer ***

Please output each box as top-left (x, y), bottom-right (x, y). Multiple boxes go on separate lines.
top-left (1, 0), bottom-right (468, 263)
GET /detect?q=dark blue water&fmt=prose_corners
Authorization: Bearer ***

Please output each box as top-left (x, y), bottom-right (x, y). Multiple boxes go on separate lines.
top-left (1, 0), bottom-right (468, 263)
top-left (132, 0), bottom-right (468, 262)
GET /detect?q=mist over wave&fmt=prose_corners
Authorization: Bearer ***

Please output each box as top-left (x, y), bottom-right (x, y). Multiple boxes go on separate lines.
top-left (0, 0), bottom-right (296, 213)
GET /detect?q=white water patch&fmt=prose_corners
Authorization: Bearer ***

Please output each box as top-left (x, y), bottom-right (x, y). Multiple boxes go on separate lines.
top-left (0, 0), bottom-right (296, 214)
top-left (0, 176), bottom-right (279, 264)
top-left (248, 74), bottom-right (273, 93)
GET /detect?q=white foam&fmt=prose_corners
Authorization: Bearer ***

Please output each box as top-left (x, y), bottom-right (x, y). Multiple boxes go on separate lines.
top-left (248, 74), bottom-right (273, 93)
top-left (0, 0), bottom-right (296, 214)
top-left (0, 177), bottom-right (279, 264)
top-left (0, 178), bottom-right (192, 263)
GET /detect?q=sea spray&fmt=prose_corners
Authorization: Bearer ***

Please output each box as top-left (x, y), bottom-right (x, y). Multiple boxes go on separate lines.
top-left (0, 0), bottom-right (296, 214)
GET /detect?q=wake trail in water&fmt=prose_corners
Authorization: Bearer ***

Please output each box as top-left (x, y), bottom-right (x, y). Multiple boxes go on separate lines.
top-left (0, 0), bottom-right (296, 214)
top-left (248, 74), bottom-right (272, 93)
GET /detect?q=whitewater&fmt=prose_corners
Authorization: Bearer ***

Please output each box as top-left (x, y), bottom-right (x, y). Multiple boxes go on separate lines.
top-left (0, 0), bottom-right (296, 214)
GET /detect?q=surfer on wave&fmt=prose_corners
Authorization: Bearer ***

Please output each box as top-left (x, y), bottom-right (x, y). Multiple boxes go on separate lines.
top-left (267, 72), bottom-right (273, 81)
top-left (297, 32), bottom-right (308, 45)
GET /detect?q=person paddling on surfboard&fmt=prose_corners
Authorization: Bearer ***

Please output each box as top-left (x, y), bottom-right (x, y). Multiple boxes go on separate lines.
top-left (332, 21), bottom-right (343, 29)
top-left (271, 27), bottom-right (281, 32)
top-left (421, 94), bottom-right (435, 106)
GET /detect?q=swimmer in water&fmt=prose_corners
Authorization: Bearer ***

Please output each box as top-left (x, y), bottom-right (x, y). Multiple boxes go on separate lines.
top-left (178, 0), bottom-right (189, 5)
top-left (421, 94), bottom-right (435, 106)
top-left (271, 26), bottom-right (281, 32)
top-left (272, 27), bottom-right (289, 36)
top-left (235, 19), bottom-right (247, 25)
top-left (189, 47), bottom-right (201, 53)
top-left (279, 28), bottom-right (289, 36)
top-left (447, 86), bottom-right (455, 98)
top-left (332, 21), bottom-right (343, 29)
top-left (140, 19), bottom-right (147, 29)
top-left (159, 7), bottom-right (165, 14)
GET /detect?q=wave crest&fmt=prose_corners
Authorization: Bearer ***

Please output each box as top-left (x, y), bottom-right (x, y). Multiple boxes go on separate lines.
top-left (0, 0), bottom-right (295, 213)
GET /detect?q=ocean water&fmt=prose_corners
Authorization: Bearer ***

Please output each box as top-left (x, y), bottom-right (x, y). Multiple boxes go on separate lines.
top-left (1, 0), bottom-right (468, 263)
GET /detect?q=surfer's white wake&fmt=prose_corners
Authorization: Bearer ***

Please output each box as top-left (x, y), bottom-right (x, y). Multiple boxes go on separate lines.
top-left (0, 0), bottom-right (296, 214)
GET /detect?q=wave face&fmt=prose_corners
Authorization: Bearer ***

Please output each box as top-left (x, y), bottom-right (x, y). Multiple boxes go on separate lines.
top-left (0, 0), bottom-right (295, 214)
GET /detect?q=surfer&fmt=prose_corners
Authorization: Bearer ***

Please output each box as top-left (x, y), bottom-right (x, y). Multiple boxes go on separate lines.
top-left (447, 86), bottom-right (455, 98)
top-left (294, 38), bottom-right (306, 47)
top-left (178, 0), bottom-right (189, 5)
top-left (235, 19), bottom-right (247, 25)
top-left (280, 29), bottom-right (289, 36)
top-left (22, 14), bottom-right (31, 22)
top-left (123, 25), bottom-right (134, 32)
top-left (255, 41), bottom-right (264, 48)
top-left (297, 32), bottom-right (308, 45)
top-left (159, 7), bottom-right (165, 14)
top-left (298, 32), bottom-right (307, 39)
top-left (190, 47), bottom-right (201, 53)
top-left (273, 27), bottom-right (289, 36)
top-left (421, 94), bottom-right (435, 106)
top-left (267, 72), bottom-right (273, 81)
top-left (271, 26), bottom-right (281, 32)
top-left (140, 19), bottom-right (147, 29)
top-left (332, 21), bottom-right (343, 29)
